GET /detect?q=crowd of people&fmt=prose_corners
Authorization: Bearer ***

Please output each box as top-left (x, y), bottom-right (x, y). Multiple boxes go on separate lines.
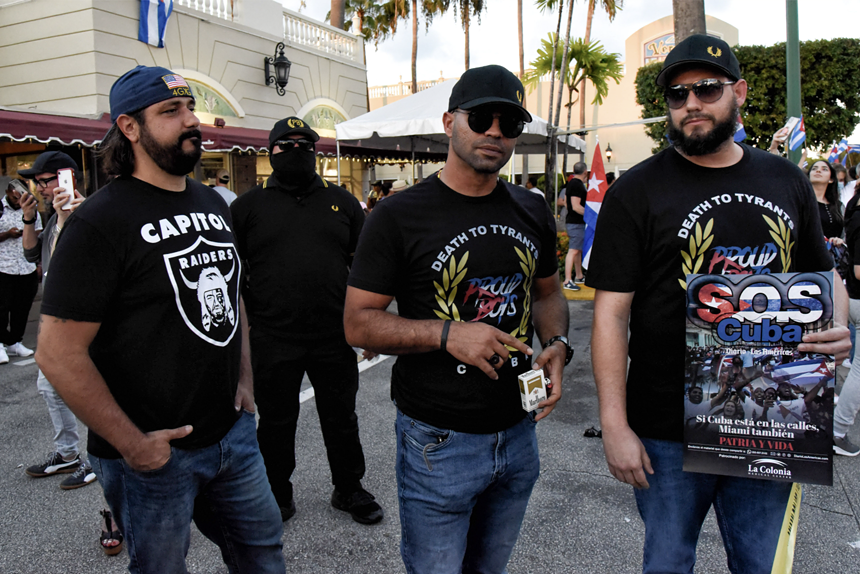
top-left (0, 33), bottom-right (857, 574)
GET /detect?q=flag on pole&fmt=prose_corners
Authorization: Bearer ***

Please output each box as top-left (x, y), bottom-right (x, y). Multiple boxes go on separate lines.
top-left (788, 116), bottom-right (806, 151)
top-left (828, 145), bottom-right (839, 163)
top-left (139, 0), bottom-right (174, 48)
top-left (582, 141), bottom-right (609, 270)
top-left (733, 113), bottom-right (746, 142)
top-left (838, 138), bottom-right (849, 154)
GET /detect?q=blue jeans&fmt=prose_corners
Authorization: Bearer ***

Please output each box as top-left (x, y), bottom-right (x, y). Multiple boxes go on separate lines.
top-left (92, 411), bottom-right (285, 574)
top-left (634, 439), bottom-right (792, 574)
top-left (396, 409), bottom-right (540, 574)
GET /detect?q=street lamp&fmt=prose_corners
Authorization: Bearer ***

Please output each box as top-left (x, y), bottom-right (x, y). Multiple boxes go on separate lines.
top-left (265, 42), bottom-right (291, 96)
top-left (605, 143), bottom-right (613, 163)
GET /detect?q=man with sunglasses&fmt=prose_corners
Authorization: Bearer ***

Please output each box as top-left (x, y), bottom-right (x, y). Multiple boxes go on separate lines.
top-left (230, 117), bottom-right (381, 525)
top-left (344, 65), bottom-right (570, 573)
top-left (588, 35), bottom-right (849, 572)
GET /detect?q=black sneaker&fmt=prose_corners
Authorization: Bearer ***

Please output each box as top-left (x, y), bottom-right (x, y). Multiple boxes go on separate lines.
top-left (25, 452), bottom-right (81, 477)
top-left (331, 487), bottom-right (384, 525)
top-left (834, 436), bottom-right (860, 457)
top-left (60, 461), bottom-right (97, 490)
top-left (279, 499), bottom-right (296, 522)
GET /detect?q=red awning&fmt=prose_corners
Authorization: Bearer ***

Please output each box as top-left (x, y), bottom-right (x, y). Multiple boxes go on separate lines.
top-left (0, 109), bottom-right (446, 162)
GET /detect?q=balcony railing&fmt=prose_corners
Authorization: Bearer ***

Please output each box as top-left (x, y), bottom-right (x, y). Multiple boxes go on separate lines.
top-left (176, 0), bottom-right (234, 20)
top-left (283, 9), bottom-right (359, 63)
top-left (368, 78), bottom-right (450, 99)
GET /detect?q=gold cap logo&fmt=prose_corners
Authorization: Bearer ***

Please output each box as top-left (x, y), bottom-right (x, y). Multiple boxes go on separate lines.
top-left (707, 46), bottom-right (722, 58)
top-left (516, 90), bottom-right (523, 103)
top-left (331, 205), bottom-right (339, 212)
top-left (287, 118), bottom-right (304, 128)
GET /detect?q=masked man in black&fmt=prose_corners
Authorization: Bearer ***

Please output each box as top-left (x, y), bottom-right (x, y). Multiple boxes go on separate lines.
top-left (231, 117), bottom-right (382, 524)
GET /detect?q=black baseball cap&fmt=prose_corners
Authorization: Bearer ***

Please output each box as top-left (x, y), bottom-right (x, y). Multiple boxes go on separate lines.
top-left (448, 65), bottom-right (532, 122)
top-left (18, 151), bottom-right (78, 178)
top-left (656, 34), bottom-right (741, 87)
top-left (269, 116), bottom-right (320, 148)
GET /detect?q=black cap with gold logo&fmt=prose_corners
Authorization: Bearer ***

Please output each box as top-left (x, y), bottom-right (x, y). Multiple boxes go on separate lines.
top-left (448, 65), bottom-right (532, 122)
top-left (268, 116), bottom-right (320, 148)
top-left (656, 34), bottom-right (741, 87)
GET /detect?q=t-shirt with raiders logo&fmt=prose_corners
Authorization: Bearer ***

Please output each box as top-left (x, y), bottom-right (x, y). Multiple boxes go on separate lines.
top-left (41, 176), bottom-right (242, 458)
top-left (586, 144), bottom-right (832, 442)
top-left (348, 173), bottom-right (558, 434)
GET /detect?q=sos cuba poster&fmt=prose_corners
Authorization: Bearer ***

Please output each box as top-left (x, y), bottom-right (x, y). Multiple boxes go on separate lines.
top-left (683, 272), bottom-right (834, 486)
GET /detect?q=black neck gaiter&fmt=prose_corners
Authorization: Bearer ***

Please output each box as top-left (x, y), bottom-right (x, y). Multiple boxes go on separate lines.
top-left (270, 149), bottom-right (317, 196)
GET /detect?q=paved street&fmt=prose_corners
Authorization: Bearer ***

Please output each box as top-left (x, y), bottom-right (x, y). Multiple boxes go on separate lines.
top-left (1, 297), bottom-right (859, 573)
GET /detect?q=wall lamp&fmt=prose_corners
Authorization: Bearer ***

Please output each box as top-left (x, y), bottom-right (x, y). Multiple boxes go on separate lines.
top-left (605, 143), bottom-right (613, 163)
top-left (265, 42), bottom-right (291, 96)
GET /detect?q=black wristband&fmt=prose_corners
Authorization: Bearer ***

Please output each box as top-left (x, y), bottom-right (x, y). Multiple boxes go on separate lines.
top-left (440, 320), bottom-right (451, 353)
top-left (22, 216), bottom-right (37, 225)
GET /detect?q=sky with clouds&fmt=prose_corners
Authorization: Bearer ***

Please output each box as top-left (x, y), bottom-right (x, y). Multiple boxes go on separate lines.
top-left (280, 0), bottom-right (859, 139)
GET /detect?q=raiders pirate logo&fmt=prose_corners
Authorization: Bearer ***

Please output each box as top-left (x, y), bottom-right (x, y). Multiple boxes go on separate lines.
top-left (163, 236), bottom-right (241, 347)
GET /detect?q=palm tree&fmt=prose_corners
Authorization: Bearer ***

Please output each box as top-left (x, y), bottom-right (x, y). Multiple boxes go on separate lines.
top-left (579, 0), bottom-right (622, 128)
top-left (453, 0), bottom-right (486, 70)
top-left (517, 0), bottom-right (524, 78)
top-left (524, 35), bottom-right (622, 171)
top-left (535, 0), bottom-right (564, 204)
top-left (672, 0), bottom-right (705, 42)
top-left (331, 0), bottom-right (346, 29)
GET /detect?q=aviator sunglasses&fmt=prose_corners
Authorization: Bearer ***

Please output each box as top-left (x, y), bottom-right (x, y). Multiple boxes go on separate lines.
top-left (664, 78), bottom-right (736, 109)
top-left (454, 109), bottom-right (525, 139)
top-left (274, 139), bottom-right (315, 152)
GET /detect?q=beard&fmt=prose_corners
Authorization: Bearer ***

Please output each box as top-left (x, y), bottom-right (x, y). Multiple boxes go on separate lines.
top-left (667, 100), bottom-right (739, 156)
top-left (139, 124), bottom-right (202, 176)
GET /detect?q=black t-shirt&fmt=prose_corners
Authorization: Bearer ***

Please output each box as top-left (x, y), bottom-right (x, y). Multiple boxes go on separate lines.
top-left (586, 145), bottom-right (831, 442)
top-left (41, 177), bottom-right (242, 458)
top-left (231, 174), bottom-right (364, 344)
top-left (844, 194), bottom-right (860, 299)
top-left (564, 178), bottom-right (587, 225)
top-left (348, 174), bottom-right (558, 433)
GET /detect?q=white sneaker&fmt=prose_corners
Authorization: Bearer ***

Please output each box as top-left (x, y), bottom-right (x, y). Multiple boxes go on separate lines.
top-left (0, 346), bottom-right (7, 364)
top-left (6, 342), bottom-right (34, 357)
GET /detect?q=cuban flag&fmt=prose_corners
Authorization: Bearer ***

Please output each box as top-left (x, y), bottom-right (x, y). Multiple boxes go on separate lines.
top-left (828, 145), bottom-right (840, 163)
top-left (139, 0), bottom-right (173, 48)
top-left (582, 141), bottom-right (609, 269)
top-left (788, 116), bottom-right (806, 151)
top-left (733, 113), bottom-right (746, 142)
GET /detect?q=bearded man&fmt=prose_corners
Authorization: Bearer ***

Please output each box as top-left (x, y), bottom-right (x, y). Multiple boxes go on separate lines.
top-left (35, 66), bottom-right (285, 574)
top-left (587, 35), bottom-right (850, 572)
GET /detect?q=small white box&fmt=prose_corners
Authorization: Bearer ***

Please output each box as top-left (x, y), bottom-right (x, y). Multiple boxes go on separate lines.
top-left (518, 368), bottom-right (548, 412)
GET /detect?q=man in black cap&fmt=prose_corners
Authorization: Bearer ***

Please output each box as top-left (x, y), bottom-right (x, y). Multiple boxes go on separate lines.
top-left (35, 66), bottom-right (285, 573)
top-left (588, 34), bottom-right (849, 571)
top-left (17, 151), bottom-right (97, 490)
top-left (344, 64), bottom-right (571, 573)
top-left (231, 116), bottom-right (380, 525)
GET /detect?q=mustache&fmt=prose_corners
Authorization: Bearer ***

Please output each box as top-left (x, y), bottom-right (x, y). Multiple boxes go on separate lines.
top-left (681, 113), bottom-right (715, 126)
top-left (179, 129), bottom-right (202, 143)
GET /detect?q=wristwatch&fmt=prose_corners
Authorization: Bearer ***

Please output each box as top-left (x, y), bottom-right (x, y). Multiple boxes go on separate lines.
top-left (544, 335), bottom-right (574, 365)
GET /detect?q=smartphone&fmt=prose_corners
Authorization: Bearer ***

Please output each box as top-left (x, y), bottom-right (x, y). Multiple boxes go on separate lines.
top-left (9, 179), bottom-right (31, 198)
top-left (56, 168), bottom-right (75, 211)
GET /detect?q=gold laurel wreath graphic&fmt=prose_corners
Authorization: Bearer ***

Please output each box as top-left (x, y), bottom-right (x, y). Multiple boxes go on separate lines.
top-left (679, 218), bottom-right (714, 290)
top-left (509, 246), bottom-right (535, 350)
top-left (762, 214), bottom-right (793, 272)
top-left (433, 252), bottom-right (469, 321)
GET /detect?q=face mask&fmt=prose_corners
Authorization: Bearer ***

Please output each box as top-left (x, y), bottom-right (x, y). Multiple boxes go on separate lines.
top-left (838, 181), bottom-right (845, 193)
top-left (270, 148), bottom-right (316, 182)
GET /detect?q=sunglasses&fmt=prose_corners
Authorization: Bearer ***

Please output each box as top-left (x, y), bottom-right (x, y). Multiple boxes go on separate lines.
top-left (454, 109), bottom-right (525, 139)
top-left (275, 139), bottom-right (315, 152)
top-left (34, 175), bottom-right (59, 188)
top-left (664, 79), bottom-right (735, 109)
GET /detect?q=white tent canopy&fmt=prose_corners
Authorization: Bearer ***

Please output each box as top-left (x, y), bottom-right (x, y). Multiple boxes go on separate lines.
top-left (335, 79), bottom-right (586, 157)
